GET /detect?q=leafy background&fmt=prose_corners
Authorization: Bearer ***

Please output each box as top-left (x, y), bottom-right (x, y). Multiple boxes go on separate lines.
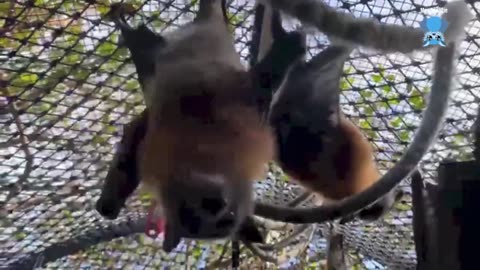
top-left (1, 0), bottom-right (479, 269)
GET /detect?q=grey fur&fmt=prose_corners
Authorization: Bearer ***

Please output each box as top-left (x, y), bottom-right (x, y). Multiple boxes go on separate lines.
top-left (258, 0), bottom-right (425, 53)
top-left (142, 0), bottom-right (253, 241)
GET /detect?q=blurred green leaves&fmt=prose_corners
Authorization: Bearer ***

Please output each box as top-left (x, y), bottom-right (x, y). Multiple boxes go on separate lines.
top-left (409, 87), bottom-right (427, 110)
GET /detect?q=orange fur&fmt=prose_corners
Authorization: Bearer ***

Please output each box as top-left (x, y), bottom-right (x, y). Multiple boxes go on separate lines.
top-left (139, 65), bottom-right (275, 201)
top-left (280, 115), bottom-right (380, 200)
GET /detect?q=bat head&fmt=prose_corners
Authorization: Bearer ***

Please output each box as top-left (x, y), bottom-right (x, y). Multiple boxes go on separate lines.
top-left (152, 172), bottom-right (263, 252)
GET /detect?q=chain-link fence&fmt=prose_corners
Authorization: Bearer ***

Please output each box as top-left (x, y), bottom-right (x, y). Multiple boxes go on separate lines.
top-left (1, 0), bottom-right (479, 269)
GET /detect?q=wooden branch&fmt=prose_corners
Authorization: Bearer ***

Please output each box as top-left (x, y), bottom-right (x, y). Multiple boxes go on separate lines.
top-left (232, 240), bottom-right (240, 268)
top-left (256, 224), bottom-right (310, 251)
top-left (434, 161), bottom-right (480, 270)
top-left (243, 241), bottom-right (278, 263)
top-left (326, 226), bottom-right (347, 270)
top-left (472, 105), bottom-right (480, 162)
top-left (1, 87), bottom-right (34, 203)
top-left (253, 191), bottom-right (313, 230)
top-left (0, 134), bottom-right (53, 148)
top-left (411, 170), bottom-right (430, 270)
top-left (295, 224), bottom-right (317, 261)
top-left (424, 182), bottom-right (439, 270)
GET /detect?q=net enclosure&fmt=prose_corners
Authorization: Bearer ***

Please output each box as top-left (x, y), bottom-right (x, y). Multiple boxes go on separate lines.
top-left (1, 0), bottom-right (479, 269)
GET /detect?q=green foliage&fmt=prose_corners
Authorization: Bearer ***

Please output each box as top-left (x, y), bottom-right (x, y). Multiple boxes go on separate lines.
top-left (190, 0), bottom-right (200, 7)
top-left (62, 209), bottom-right (74, 221)
top-left (395, 202), bottom-right (410, 211)
top-left (191, 246), bottom-right (203, 260)
top-left (389, 116), bottom-right (402, 128)
top-left (0, 2), bottom-right (11, 14)
top-left (399, 130), bottom-right (411, 141)
top-left (360, 89), bottom-right (373, 99)
top-left (91, 134), bottom-right (108, 146)
top-left (125, 79), bottom-right (140, 91)
top-left (386, 74), bottom-right (395, 82)
top-left (28, 102), bottom-right (52, 114)
top-left (371, 74), bottom-right (382, 83)
top-left (409, 87), bottom-right (427, 110)
top-left (70, 67), bottom-right (90, 81)
top-left (96, 40), bottom-right (117, 57)
top-left (14, 231), bottom-right (26, 241)
top-left (307, 262), bottom-right (320, 269)
top-left (11, 73), bottom-right (39, 87)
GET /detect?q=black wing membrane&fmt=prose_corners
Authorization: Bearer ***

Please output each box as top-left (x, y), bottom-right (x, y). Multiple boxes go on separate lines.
top-left (107, 3), bottom-right (166, 90)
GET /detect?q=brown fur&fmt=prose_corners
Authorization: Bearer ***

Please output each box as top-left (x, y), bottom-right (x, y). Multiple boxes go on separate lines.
top-left (139, 65), bottom-right (275, 207)
top-left (279, 115), bottom-right (380, 201)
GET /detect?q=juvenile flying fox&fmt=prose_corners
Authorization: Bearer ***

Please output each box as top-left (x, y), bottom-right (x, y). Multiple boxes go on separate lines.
top-left (268, 43), bottom-right (399, 221)
top-left (95, 1), bottom-right (275, 250)
top-left (249, 4), bottom-right (398, 221)
top-left (128, 0), bottom-right (274, 241)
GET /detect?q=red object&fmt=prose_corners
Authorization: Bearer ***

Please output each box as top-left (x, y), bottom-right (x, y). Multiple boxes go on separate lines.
top-left (145, 202), bottom-right (166, 238)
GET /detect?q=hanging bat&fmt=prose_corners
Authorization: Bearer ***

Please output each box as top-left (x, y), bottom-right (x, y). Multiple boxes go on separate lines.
top-left (267, 40), bottom-right (400, 221)
top-left (137, 0), bottom-right (275, 241)
top-left (254, 0), bottom-right (472, 223)
top-left (96, 2), bottom-right (269, 250)
top-left (248, 3), bottom-right (399, 221)
top-left (96, 0), bottom-right (280, 249)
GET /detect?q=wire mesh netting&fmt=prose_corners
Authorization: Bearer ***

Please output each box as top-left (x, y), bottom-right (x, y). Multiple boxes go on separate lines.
top-left (1, 0), bottom-right (479, 269)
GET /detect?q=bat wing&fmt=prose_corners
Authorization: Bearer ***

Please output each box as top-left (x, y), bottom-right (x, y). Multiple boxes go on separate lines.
top-left (118, 24), bottom-right (165, 91)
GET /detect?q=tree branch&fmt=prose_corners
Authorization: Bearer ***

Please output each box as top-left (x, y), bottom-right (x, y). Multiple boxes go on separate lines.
top-left (243, 241), bottom-right (278, 263)
top-left (0, 134), bottom-right (51, 148)
top-left (326, 226), bottom-right (347, 270)
top-left (1, 87), bottom-right (34, 203)
top-left (472, 105), bottom-right (480, 162)
top-left (411, 170), bottom-right (430, 269)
